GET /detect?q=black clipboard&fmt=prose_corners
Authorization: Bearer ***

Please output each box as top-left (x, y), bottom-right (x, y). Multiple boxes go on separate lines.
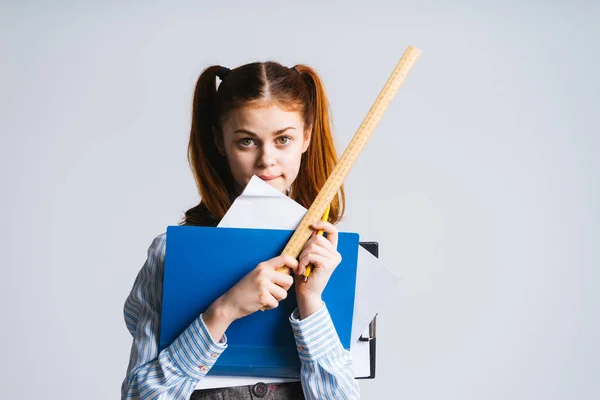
top-left (356, 242), bottom-right (378, 379)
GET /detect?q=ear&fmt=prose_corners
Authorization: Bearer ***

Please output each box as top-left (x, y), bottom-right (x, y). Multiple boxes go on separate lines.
top-left (213, 126), bottom-right (226, 156)
top-left (302, 125), bottom-right (312, 153)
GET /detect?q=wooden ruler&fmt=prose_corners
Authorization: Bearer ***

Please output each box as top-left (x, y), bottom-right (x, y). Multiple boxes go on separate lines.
top-left (276, 45), bottom-right (421, 273)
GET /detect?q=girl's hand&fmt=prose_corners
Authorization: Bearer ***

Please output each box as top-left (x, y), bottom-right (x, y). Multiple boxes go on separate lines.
top-left (294, 221), bottom-right (342, 319)
top-left (212, 254), bottom-right (299, 322)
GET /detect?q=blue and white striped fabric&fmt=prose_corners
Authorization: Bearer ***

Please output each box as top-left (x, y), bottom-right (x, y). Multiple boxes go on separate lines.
top-left (122, 233), bottom-right (360, 399)
top-left (290, 306), bottom-right (361, 399)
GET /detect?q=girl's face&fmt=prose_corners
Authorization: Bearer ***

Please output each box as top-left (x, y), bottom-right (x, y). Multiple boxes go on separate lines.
top-left (217, 104), bottom-right (311, 195)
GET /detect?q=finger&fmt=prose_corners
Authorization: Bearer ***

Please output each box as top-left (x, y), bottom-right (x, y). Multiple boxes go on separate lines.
top-left (310, 221), bottom-right (339, 248)
top-left (298, 253), bottom-right (328, 273)
top-left (302, 234), bottom-right (334, 254)
top-left (296, 252), bottom-right (324, 276)
top-left (260, 292), bottom-right (279, 310)
top-left (295, 259), bottom-right (307, 276)
top-left (268, 269), bottom-right (295, 290)
top-left (263, 254), bottom-right (298, 271)
top-left (314, 235), bottom-right (336, 252)
top-left (302, 235), bottom-right (317, 251)
top-left (298, 244), bottom-right (342, 273)
top-left (298, 251), bottom-right (310, 272)
top-left (298, 242), bottom-right (331, 263)
top-left (268, 282), bottom-right (288, 302)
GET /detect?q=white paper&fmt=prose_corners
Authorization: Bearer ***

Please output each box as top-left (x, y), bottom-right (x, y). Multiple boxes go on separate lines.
top-left (196, 175), bottom-right (400, 389)
top-left (351, 327), bottom-right (373, 378)
top-left (195, 376), bottom-right (298, 390)
top-left (218, 175), bottom-right (307, 230)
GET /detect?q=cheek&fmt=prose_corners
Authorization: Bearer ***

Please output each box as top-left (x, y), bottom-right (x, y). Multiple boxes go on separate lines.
top-left (224, 152), bottom-right (255, 185)
top-left (282, 148), bottom-right (304, 176)
top-left (226, 148), bottom-right (254, 169)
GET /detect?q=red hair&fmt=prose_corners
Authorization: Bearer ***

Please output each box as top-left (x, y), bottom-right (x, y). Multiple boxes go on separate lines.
top-left (182, 61), bottom-right (345, 226)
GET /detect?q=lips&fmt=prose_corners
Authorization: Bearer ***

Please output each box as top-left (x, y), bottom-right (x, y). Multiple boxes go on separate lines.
top-left (258, 175), bottom-right (280, 181)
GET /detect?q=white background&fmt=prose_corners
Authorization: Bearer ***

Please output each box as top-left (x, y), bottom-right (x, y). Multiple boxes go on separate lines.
top-left (1, 1), bottom-right (598, 399)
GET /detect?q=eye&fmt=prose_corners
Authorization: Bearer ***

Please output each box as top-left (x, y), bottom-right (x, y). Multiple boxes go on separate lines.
top-left (277, 136), bottom-right (291, 145)
top-left (239, 138), bottom-right (255, 147)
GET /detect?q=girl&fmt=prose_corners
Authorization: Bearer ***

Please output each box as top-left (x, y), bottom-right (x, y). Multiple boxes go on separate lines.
top-left (122, 61), bottom-right (360, 400)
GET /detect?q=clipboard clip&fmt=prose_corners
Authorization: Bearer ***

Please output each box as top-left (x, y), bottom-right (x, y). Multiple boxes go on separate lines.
top-left (359, 314), bottom-right (377, 342)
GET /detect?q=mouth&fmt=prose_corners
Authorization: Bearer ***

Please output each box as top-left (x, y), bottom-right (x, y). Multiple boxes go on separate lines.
top-left (258, 175), bottom-right (280, 181)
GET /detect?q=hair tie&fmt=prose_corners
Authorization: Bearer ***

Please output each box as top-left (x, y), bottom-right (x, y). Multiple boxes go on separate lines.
top-left (217, 66), bottom-right (231, 80)
top-left (291, 66), bottom-right (301, 76)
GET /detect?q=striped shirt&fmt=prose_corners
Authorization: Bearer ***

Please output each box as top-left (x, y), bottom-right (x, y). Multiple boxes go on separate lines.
top-left (122, 233), bottom-right (360, 399)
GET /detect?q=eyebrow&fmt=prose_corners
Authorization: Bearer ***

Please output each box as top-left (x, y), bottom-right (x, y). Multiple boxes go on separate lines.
top-left (233, 127), bottom-right (296, 136)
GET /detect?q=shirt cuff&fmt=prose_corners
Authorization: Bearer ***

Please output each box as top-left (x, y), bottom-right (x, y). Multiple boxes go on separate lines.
top-left (166, 313), bottom-right (228, 380)
top-left (289, 302), bottom-right (343, 362)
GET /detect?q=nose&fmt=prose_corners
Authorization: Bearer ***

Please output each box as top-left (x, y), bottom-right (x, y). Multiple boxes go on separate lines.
top-left (257, 144), bottom-right (276, 168)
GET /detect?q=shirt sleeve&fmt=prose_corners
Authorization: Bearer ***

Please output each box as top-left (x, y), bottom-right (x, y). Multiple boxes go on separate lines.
top-left (289, 303), bottom-right (361, 400)
top-left (121, 233), bottom-right (227, 400)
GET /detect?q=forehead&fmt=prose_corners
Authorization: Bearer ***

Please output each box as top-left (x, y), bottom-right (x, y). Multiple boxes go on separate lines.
top-left (222, 104), bottom-right (304, 134)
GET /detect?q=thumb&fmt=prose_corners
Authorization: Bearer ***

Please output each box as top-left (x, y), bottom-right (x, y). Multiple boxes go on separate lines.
top-left (269, 254), bottom-right (299, 274)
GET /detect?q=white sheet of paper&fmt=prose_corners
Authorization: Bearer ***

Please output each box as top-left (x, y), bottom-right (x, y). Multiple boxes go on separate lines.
top-left (196, 175), bottom-right (399, 389)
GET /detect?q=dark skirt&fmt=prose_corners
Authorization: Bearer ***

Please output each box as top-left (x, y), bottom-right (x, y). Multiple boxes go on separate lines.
top-left (190, 382), bottom-right (305, 400)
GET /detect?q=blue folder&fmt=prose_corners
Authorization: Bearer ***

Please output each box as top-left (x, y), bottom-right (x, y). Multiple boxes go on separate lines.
top-left (159, 225), bottom-right (359, 378)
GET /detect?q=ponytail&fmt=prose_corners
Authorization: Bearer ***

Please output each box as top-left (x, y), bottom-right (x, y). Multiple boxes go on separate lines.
top-left (290, 65), bottom-right (346, 224)
top-left (184, 66), bottom-right (235, 225)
